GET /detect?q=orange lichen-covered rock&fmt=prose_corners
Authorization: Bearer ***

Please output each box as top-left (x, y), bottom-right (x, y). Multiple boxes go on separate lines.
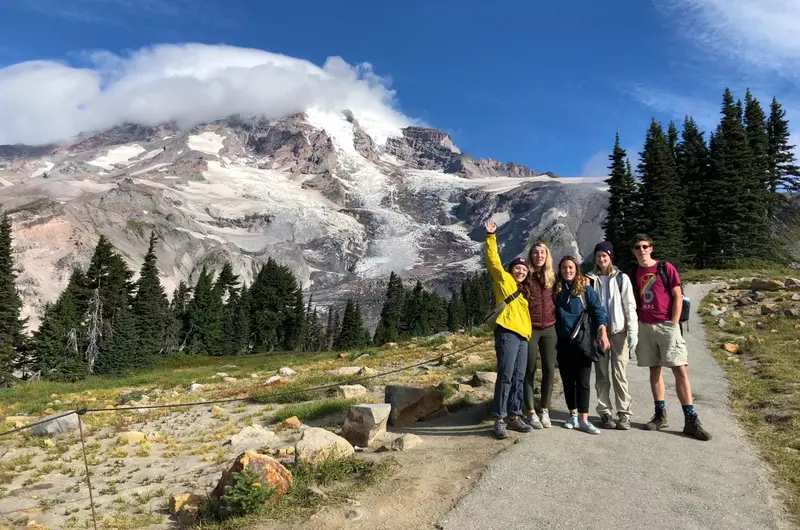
top-left (211, 451), bottom-right (292, 504)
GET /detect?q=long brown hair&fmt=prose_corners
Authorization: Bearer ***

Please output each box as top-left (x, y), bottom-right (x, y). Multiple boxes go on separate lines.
top-left (526, 241), bottom-right (555, 290)
top-left (556, 255), bottom-right (586, 297)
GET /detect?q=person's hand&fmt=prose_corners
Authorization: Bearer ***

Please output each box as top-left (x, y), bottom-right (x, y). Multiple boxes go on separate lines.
top-left (583, 277), bottom-right (590, 286)
top-left (627, 329), bottom-right (638, 355)
top-left (485, 220), bottom-right (497, 234)
top-left (600, 335), bottom-right (610, 353)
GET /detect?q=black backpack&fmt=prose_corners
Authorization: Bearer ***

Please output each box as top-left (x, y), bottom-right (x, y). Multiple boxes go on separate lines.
top-left (631, 261), bottom-right (690, 335)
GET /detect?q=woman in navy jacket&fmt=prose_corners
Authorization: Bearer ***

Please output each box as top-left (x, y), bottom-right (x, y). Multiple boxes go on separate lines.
top-left (554, 255), bottom-right (610, 434)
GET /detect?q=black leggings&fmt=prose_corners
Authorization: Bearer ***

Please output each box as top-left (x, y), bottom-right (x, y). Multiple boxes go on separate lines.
top-left (556, 338), bottom-right (593, 414)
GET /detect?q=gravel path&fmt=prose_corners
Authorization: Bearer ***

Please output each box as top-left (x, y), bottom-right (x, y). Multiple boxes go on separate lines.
top-left (438, 284), bottom-right (790, 530)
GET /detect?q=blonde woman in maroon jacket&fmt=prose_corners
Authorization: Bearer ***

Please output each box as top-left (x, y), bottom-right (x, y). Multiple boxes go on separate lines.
top-left (522, 241), bottom-right (557, 429)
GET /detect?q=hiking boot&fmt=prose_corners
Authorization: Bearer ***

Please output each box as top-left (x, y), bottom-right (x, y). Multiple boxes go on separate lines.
top-left (578, 421), bottom-right (601, 435)
top-left (540, 410), bottom-right (551, 428)
top-left (493, 420), bottom-right (509, 439)
top-left (525, 413), bottom-right (544, 430)
top-left (616, 414), bottom-right (631, 430)
top-left (683, 414), bottom-right (712, 441)
top-left (646, 408), bottom-right (669, 430)
top-left (507, 416), bottom-right (533, 433)
top-left (563, 413), bottom-right (578, 429)
top-left (600, 413), bottom-right (617, 429)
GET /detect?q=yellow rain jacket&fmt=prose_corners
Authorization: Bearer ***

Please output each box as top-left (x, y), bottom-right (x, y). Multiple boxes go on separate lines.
top-left (485, 233), bottom-right (532, 340)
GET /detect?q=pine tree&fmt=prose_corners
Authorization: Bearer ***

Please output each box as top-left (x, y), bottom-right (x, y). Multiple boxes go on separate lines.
top-left (248, 258), bottom-right (303, 352)
top-left (743, 90), bottom-right (773, 259)
top-left (373, 272), bottom-right (405, 345)
top-left (400, 281), bottom-right (426, 338)
top-left (334, 299), bottom-right (360, 350)
top-left (93, 305), bottom-right (138, 375)
top-left (324, 307), bottom-right (336, 351)
top-left (667, 121), bottom-right (679, 165)
top-left (186, 266), bottom-right (224, 355)
top-left (602, 134), bottom-right (639, 270)
top-left (32, 269), bottom-right (89, 381)
top-left (84, 235), bottom-right (135, 373)
top-left (767, 98), bottom-right (800, 213)
top-left (0, 214), bottom-right (26, 376)
top-left (447, 291), bottom-right (466, 331)
top-left (213, 262), bottom-right (239, 298)
top-left (637, 119), bottom-right (686, 265)
top-left (706, 89), bottom-right (756, 266)
top-left (132, 232), bottom-right (169, 358)
top-left (223, 284), bottom-right (251, 355)
top-left (164, 281), bottom-right (191, 353)
top-left (676, 116), bottom-right (711, 267)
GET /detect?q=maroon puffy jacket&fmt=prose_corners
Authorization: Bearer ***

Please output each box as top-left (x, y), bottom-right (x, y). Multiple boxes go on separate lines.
top-left (526, 279), bottom-right (556, 329)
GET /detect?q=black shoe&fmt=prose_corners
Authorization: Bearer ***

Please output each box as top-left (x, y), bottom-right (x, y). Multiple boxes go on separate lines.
top-left (600, 413), bottom-right (617, 429)
top-left (683, 414), bottom-right (712, 441)
top-left (646, 407), bottom-right (668, 430)
top-left (493, 420), bottom-right (509, 439)
top-left (507, 416), bottom-right (533, 433)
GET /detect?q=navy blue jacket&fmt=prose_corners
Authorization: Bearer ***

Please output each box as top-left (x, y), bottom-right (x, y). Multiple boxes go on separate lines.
top-left (554, 282), bottom-right (608, 339)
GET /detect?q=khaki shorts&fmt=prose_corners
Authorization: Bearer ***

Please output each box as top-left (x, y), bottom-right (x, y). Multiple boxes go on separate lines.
top-left (637, 322), bottom-right (688, 368)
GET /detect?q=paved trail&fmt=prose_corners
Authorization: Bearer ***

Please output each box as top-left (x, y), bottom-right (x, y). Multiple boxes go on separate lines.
top-left (438, 284), bottom-right (790, 530)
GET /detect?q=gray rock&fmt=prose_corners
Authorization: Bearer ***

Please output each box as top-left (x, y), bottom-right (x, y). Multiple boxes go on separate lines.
top-left (225, 425), bottom-right (277, 451)
top-left (295, 427), bottom-right (354, 466)
top-left (30, 412), bottom-right (79, 437)
top-left (342, 403), bottom-right (391, 448)
top-left (751, 278), bottom-right (785, 292)
top-left (471, 372), bottom-right (498, 387)
top-left (327, 366), bottom-right (362, 377)
top-left (384, 385), bottom-right (446, 426)
top-left (791, 294), bottom-right (800, 301)
top-left (710, 309), bottom-right (724, 317)
top-left (186, 383), bottom-right (204, 393)
top-left (784, 308), bottom-right (800, 319)
top-left (278, 367), bottom-right (296, 377)
top-left (338, 384), bottom-right (369, 399)
top-left (375, 433), bottom-right (424, 452)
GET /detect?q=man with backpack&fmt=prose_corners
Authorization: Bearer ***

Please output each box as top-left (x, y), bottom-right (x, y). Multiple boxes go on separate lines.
top-left (630, 234), bottom-right (711, 441)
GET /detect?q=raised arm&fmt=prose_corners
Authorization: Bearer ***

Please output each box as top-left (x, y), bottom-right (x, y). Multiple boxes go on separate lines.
top-left (484, 220), bottom-right (507, 284)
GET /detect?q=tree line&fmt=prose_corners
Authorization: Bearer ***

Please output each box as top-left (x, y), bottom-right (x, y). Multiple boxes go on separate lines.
top-left (603, 88), bottom-right (799, 271)
top-left (0, 218), bottom-right (495, 383)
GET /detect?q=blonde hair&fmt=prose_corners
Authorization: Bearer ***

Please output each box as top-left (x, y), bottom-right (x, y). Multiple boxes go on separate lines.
top-left (526, 241), bottom-right (556, 290)
top-left (556, 255), bottom-right (586, 297)
top-left (594, 260), bottom-right (614, 276)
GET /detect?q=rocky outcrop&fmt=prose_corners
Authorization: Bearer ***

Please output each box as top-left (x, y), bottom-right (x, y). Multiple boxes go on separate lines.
top-left (385, 127), bottom-right (461, 170)
top-left (445, 154), bottom-right (548, 179)
top-left (384, 385), bottom-right (447, 426)
top-left (245, 115), bottom-right (337, 174)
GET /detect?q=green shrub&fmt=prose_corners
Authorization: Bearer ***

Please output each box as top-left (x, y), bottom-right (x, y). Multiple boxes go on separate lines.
top-left (218, 467), bottom-right (275, 518)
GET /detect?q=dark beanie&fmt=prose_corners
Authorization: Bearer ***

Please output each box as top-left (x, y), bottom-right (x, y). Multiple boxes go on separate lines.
top-left (507, 257), bottom-right (528, 271)
top-left (594, 241), bottom-right (614, 260)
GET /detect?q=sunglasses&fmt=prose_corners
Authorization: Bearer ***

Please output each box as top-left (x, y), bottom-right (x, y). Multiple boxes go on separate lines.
top-left (633, 244), bottom-right (651, 250)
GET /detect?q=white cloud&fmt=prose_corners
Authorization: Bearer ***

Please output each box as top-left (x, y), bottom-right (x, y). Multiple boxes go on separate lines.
top-left (626, 85), bottom-right (718, 131)
top-left (581, 144), bottom-right (640, 178)
top-left (0, 43), bottom-right (414, 145)
top-left (659, 0), bottom-right (800, 76)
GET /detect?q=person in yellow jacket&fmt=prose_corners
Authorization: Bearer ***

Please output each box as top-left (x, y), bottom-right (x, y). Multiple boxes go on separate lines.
top-left (485, 220), bottom-right (534, 439)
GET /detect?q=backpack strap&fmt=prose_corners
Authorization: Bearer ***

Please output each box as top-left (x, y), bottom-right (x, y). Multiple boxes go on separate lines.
top-left (502, 288), bottom-right (522, 306)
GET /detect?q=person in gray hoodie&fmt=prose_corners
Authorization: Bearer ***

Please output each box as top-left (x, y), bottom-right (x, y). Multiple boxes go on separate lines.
top-left (585, 241), bottom-right (638, 430)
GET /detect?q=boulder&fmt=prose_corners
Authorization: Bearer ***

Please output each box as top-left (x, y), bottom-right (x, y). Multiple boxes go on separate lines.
top-left (723, 343), bottom-right (740, 354)
top-left (791, 294), bottom-right (800, 301)
top-left (119, 431), bottom-right (146, 444)
top-left (785, 277), bottom-right (800, 290)
top-left (751, 278), bottom-right (785, 292)
top-left (30, 412), bottom-right (79, 437)
top-left (337, 384), bottom-right (368, 399)
top-left (709, 309), bottom-right (724, 317)
top-left (385, 342), bottom-right (399, 348)
top-left (264, 375), bottom-right (286, 386)
top-left (785, 308), bottom-right (800, 319)
top-left (456, 354), bottom-right (484, 366)
top-left (279, 416), bottom-right (302, 430)
top-left (213, 372), bottom-right (229, 378)
top-left (471, 372), bottom-right (498, 387)
top-left (717, 318), bottom-right (726, 328)
top-left (359, 367), bottom-right (378, 377)
top-left (384, 385), bottom-right (446, 426)
top-left (222, 377), bottom-right (237, 383)
top-left (341, 404), bottom-right (391, 448)
top-left (170, 493), bottom-right (203, 525)
top-left (186, 383), bottom-right (204, 394)
top-left (295, 427), bottom-right (354, 466)
top-left (211, 451), bottom-right (292, 514)
top-left (225, 425), bottom-right (277, 451)
top-left (278, 367), bottom-right (296, 377)
top-left (375, 433), bottom-right (424, 452)
top-left (760, 304), bottom-right (777, 316)
top-left (436, 341), bottom-right (454, 351)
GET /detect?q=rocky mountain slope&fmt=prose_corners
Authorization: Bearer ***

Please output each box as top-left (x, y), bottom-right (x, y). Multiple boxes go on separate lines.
top-left (0, 109), bottom-right (607, 329)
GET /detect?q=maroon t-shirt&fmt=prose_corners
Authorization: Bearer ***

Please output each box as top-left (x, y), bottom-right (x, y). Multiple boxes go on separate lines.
top-left (635, 261), bottom-right (681, 324)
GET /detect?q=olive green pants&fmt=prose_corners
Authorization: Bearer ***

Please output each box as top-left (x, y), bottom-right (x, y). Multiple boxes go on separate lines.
top-left (523, 326), bottom-right (557, 412)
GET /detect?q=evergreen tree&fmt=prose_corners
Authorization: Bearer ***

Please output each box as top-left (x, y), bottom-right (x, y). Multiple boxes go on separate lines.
top-left (324, 307), bottom-right (337, 351)
top-left (706, 89), bottom-right (756, 266)
top-left (667, 120), bottom-right (680, 165)
top-left (602, 134), bottom-right (639, 270)
top-left (186, 266), bottom-right (224, 355)
top-left (132, 232), bottom-right (169, 358)
top-left (93, 305), bottom-right (138, 375)
top-left (373, 272), bottom-right (405, 345)
top-left (637, 119), bottom-right (686, 265)
top-left (447, 291), bottom-right (466, 331)
top-left (32, 270), bottom-right (88, 380)
top-left (84, 235), bottom-right (135, 373)
top-left (0, 214), bottom-right (26, 375)
top-left (767, 97), bottom-right (800, 214)
top-left (164, 280), bottom-right (191, 353)
top-left (223, 284), bottom-right (251, 355)
top-left (743, 90), bottom-right (773, 259)
top-left (400, 281), bottom-right (426, 338)
top-left (248, 258), bottom-right (303, 352)
top-left (213, 262), bottom-right (239, 298)
top-left (334, 298), bottom-right (364, 350)
top-left (676, 116), bottom-right (711, 267)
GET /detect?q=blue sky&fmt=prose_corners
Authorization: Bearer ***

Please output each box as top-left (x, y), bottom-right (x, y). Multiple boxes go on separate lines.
top-left (1, 0), bottom-right (798, 177)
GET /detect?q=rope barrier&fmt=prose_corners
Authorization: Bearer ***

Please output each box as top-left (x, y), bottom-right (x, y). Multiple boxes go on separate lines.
top-left (0, 337), bottom-right (493, 528)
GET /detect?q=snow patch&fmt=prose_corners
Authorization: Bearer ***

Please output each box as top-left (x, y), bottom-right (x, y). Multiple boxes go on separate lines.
top-left (188, 132), bottom-right (225, 155)
top-left (31, 162), bottom-right (54, 178)
top-left (304, 108), bottom-right (359, 157)
top-left (130, 163), bottom-right (171, 176)
top-left (87, 145), bottom-right (146, 170)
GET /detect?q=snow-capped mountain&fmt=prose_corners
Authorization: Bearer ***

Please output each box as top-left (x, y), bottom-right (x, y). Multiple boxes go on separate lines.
top-left (0, 109), bottom-right (607, 329)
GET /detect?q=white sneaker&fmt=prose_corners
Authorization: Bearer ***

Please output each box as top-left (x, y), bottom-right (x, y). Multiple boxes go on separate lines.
top-left (525, 413), bottom-right (543, 429)
top-left (540, 410), bottom-right (551, 428)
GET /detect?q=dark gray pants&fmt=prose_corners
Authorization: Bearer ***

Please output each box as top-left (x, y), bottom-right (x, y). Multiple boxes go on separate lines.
top-left (524, 326), bottom-right (557, 411)
top-left (492, 326), bottom-right (528, 419)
